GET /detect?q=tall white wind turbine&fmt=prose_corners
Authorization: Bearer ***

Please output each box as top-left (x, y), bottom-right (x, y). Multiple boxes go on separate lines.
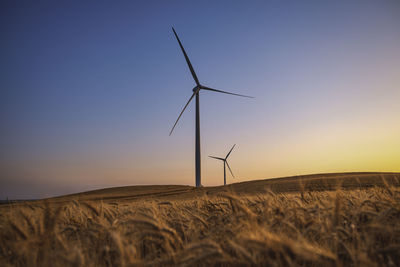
top-left (169, 27), bottom-right (253, 187)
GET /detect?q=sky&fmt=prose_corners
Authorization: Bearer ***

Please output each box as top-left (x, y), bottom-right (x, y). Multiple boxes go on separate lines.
top-left (1, 1), bottom-right (399, 199)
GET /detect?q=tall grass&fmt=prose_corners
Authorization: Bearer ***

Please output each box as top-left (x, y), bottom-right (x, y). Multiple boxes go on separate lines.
top-left (1, 186), bottom-right (399, 266)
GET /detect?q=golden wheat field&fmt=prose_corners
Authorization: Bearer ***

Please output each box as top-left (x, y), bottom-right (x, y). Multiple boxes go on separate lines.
top-left (1, 173), bottom-right (400, 266)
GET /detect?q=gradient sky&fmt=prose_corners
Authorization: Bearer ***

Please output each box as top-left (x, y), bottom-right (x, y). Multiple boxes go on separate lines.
top-left (1, 1), bottom-right (399, 199)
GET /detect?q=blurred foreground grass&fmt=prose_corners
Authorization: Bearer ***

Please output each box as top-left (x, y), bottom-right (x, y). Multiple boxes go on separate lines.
top-left (1, 183), bottom-right (399, 266)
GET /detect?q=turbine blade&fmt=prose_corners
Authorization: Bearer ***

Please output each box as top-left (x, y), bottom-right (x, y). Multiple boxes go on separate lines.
top-left (209, 156), bottom-right (225, 161)
top-left (225, 144), bottom-right (236, 159)
top-left (200, 86), bottom-right (254, 98)
top-left (169, 91), bottom-right (197, 135)
top-left (226, 161), bottom-right (235, 178)
top-left (172, 27), bottom-right (200, 86)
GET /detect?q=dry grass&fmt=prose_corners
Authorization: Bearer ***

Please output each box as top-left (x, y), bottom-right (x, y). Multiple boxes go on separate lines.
top-left (1, 182), bottom-right (400, 266)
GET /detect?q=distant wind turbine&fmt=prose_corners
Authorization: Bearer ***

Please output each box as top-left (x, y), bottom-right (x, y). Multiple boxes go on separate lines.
top-left (209, 144), bottom-right (236, 186)
top-left (169, 27), bottom-right (253, 187)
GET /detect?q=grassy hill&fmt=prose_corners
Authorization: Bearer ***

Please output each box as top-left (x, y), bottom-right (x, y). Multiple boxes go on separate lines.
top-left (41, 172), bottom-right (400, 203)
top-left (1, 172), bottom-right (399, 266)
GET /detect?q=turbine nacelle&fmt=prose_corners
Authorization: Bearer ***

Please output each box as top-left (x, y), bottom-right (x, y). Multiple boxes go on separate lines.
top-left (192, 85), bottom-right (201, 92)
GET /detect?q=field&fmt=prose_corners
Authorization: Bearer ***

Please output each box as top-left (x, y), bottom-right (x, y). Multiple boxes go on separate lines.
top-left (1, 172), bottom-right (399, 266)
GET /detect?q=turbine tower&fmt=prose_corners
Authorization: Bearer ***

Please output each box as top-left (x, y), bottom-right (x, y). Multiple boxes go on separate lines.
top-left (169, 27), bottom-right (253, 187)
top-left (209, 144), bottom-right (236, 185)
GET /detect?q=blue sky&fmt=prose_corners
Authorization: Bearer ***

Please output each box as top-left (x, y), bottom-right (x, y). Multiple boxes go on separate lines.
top-left (1, 1), bottom-right (399, 199)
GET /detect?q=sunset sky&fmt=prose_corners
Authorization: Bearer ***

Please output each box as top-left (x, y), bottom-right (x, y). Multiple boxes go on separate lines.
top-left (1, 1), bottom-right (399, 199)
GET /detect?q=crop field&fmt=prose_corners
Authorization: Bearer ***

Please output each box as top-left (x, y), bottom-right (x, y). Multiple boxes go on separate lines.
top-left (1, 172), bottom-right (399, 266)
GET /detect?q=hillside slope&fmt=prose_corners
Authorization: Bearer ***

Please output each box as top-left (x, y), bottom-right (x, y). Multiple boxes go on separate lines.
top-left (42, 172), bottom-right (400, 203)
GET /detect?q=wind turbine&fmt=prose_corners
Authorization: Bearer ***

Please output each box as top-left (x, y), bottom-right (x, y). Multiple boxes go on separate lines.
top-left (209, 144), bottom-right (236, 186)
top-left (169, 27), bottom-right (253, 187)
